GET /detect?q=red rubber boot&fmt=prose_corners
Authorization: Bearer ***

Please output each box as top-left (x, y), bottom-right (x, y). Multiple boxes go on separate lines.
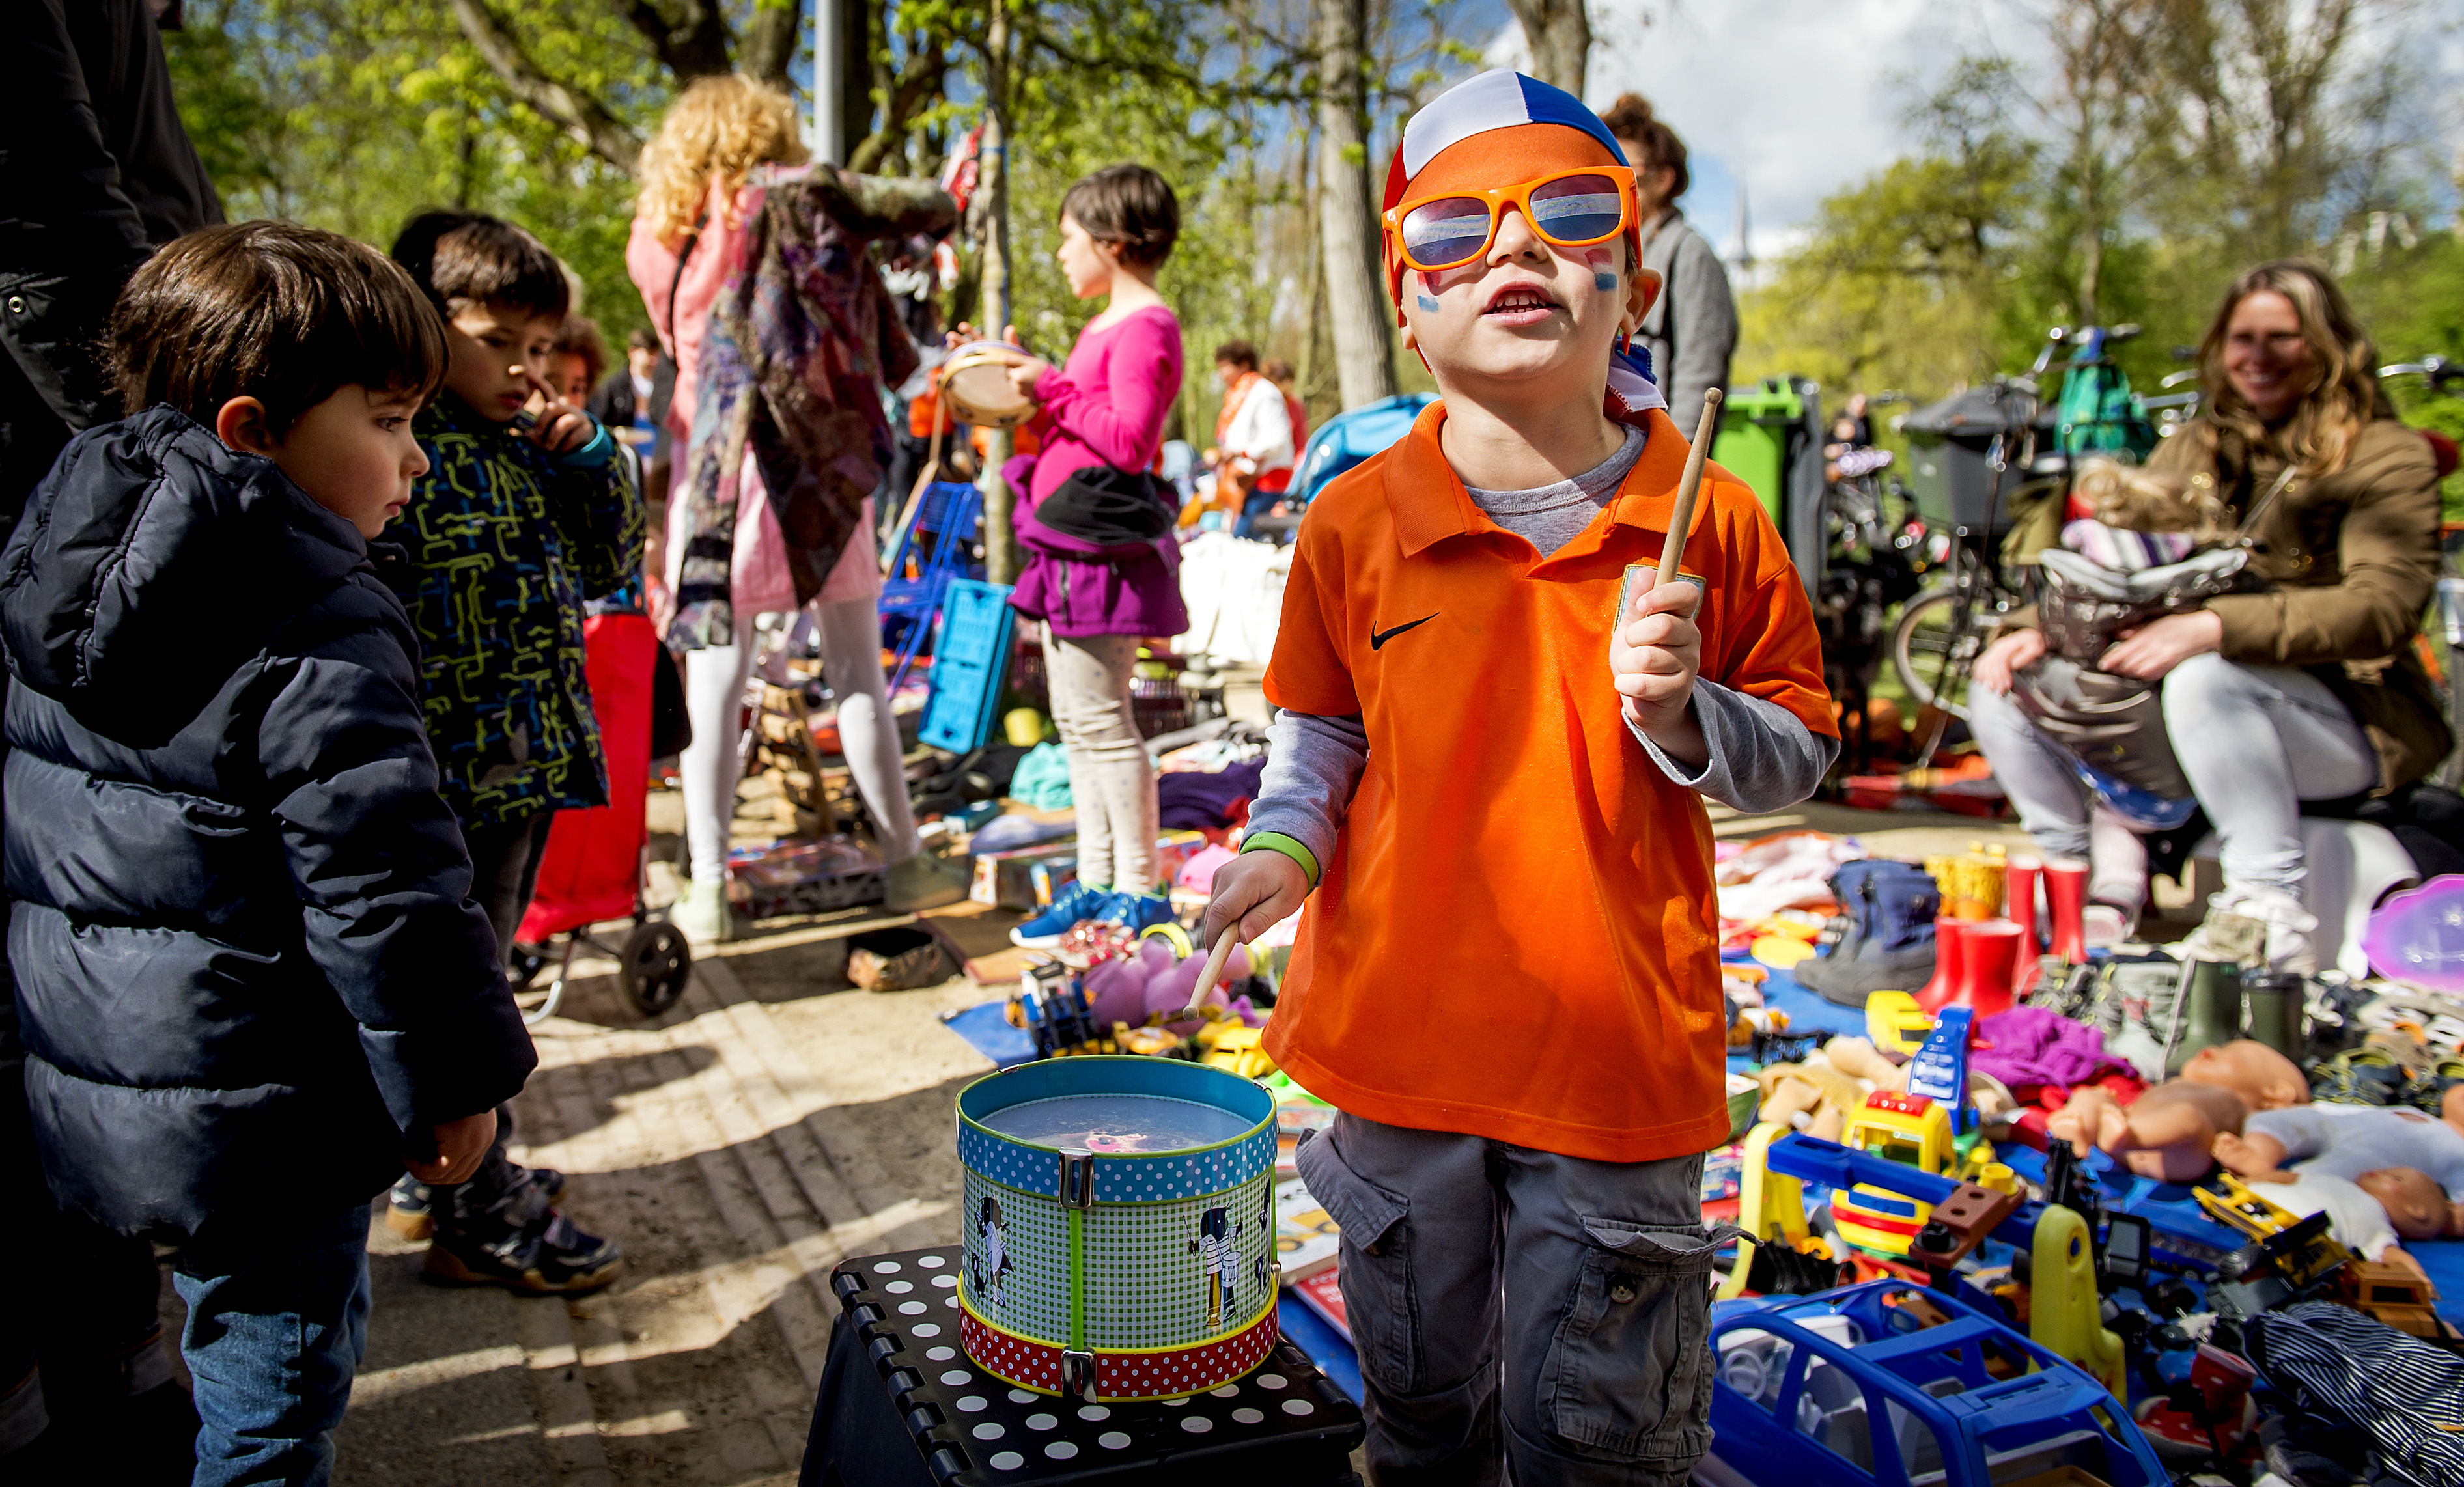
top-left (2006, 857), bottom-right (2043, 953)
top-left (2006, 856), bottom-right (2043, 999)
top-left (1957, 919), bottom-right (2024, 1017)
top-left (2044, 857), bottom-right (2090, 964)
top-left (1916, 917), bottom-right (1970, 1014)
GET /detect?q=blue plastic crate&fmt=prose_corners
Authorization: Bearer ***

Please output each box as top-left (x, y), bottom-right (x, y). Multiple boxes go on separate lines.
top-left (917, 579), bottom-right (1016, 754)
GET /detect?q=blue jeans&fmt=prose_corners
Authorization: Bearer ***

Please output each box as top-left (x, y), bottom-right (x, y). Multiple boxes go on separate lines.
top-left (174, 1204), bottom-right (371, 1487)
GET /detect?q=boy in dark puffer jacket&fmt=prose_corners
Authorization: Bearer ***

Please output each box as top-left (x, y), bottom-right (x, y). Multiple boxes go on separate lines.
top-left (0, 221), bottom-right (535, 1486)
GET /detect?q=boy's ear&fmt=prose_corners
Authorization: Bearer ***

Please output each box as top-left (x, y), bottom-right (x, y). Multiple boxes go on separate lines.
top-left (214, 396), bottom-right (281, 457)
top-left (1624, 267), bottom-right (1663, 340)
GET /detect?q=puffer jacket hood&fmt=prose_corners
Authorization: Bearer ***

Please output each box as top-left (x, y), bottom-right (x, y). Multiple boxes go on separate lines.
top-left (2, 406), bottom-right (369, 748)
top-left (1, 407), bottom-right (533, 1240)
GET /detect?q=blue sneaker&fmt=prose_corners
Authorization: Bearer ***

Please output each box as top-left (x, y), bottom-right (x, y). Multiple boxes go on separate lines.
top-left (1011, 881), bottom-right (1113, 948)
top-left (1104, 890), bottom-right (1178, 936)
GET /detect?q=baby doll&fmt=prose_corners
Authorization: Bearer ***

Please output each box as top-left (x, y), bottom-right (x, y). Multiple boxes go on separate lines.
top-left (2049, 1079), bottom-right (2248, 1183)
top-left (2247, 1167), bottom-right (2415, 1264)
top-left (2179, 1039), bottom-right (2310, 1111)
top-left (2215, 1105), bottom-right (2464, 1201)
top-left (2354, 1165), bottom-right (2464, 1243)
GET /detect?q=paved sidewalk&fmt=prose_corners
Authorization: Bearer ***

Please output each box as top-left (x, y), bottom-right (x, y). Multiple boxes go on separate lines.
top-left (329, 906), bottom-right (997, 1486)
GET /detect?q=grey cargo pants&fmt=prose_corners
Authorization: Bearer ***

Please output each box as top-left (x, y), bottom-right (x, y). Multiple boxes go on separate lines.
top-left (1294, 1111), bottom-right (1724, 1486)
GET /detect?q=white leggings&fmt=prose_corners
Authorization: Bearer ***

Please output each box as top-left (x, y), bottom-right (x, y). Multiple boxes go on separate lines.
top-left (1044, 625), bottom-right (1158, 893)
top-left (680, 598), bottom-right (921, 885)
top-left (1968, 652), bottom-right (2379, 896)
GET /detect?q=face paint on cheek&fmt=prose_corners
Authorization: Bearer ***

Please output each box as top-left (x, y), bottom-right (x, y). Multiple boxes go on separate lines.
top-left (1584, 249), bottom-right (1618, 293)
top-left (1416, 296), bottom-right (1441, 313)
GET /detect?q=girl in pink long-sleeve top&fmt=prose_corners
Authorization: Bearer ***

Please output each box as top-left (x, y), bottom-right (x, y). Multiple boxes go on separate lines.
top-left (998, 166), bottom-right (1190, 908)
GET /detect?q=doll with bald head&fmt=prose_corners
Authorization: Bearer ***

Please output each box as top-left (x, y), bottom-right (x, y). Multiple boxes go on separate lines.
top-left (2049, 1079), bottom-right (2248, 1184)
top-left (2179, 1039), bottom-right (2308, 1111)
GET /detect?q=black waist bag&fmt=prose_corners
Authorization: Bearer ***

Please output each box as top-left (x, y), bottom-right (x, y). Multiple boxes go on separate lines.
top-left (1035, 464), bottom-right (1173, 553)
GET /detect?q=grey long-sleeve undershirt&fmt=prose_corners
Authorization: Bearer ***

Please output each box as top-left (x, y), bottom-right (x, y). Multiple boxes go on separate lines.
top-left (1244, 427), bottom-right (1834, 870)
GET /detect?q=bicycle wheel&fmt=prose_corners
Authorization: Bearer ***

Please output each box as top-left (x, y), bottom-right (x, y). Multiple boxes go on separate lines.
top-left (1890, 589), bottom-right (1995, 720)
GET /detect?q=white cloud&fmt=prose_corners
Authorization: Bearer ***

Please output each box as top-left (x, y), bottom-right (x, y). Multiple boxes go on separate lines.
top-left (1570, 0), bottom-right (2016, 261)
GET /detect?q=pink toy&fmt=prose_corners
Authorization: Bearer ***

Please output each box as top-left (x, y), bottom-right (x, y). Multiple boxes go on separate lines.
top-left (1142, 945), bottom-right (1252, 1027)
top-left (1082, 956), bottom-right (1150, 1027)
top-left (2362, 874), bottom-right (2464, 991)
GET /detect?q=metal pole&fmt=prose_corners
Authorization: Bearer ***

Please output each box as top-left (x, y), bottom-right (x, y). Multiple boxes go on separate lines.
top-left (812, 0), bottom-right (844, 165)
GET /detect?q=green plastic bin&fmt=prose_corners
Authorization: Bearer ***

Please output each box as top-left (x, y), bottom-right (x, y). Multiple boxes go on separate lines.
top-left (1710, 377), bottom-right (1804, 526)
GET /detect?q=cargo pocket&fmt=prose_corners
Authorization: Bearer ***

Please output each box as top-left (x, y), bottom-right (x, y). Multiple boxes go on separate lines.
top-left (1293, 1130), bottom-right (1418, 1393)
top-left (1536, 1219), bottom-right (1724, 1464)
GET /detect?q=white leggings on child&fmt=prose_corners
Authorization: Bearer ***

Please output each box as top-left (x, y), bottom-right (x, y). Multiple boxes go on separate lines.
top-left (1044, 625), bottom-right (1158, 893)
top-left (680, 598), bottom-right (921, 885)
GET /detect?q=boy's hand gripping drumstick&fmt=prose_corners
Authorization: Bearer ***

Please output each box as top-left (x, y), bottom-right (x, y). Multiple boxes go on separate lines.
top-left (1656, 387), bottom-right (1723, 587)
top-left (1183, 931), bottom-right (1244, 1021)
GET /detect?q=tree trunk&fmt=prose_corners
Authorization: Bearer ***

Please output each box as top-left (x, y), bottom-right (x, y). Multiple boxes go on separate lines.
top-left (1315, 0), bottom-right (1396, 410)
top-left (979, 0), bottom-right (1020, 587)
top-left (740, 0), bottom-right (800, 91)
top-left (1504, 0), bottom-right (1589, 97)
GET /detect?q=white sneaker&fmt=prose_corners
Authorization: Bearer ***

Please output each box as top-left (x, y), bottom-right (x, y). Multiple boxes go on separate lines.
top-left (2196, 884), bottom-right (2317, 974)
top-left (669, 878), bottom-right (736, 945)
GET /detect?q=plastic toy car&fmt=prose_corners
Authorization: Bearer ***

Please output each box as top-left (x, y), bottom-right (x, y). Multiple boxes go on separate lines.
top-left (1698, 1281), bottom-right (2168, 1487)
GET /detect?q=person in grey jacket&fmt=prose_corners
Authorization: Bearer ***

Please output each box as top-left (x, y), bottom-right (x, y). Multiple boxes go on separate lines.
top-left (1601, 94), bottom-right (1735, 436)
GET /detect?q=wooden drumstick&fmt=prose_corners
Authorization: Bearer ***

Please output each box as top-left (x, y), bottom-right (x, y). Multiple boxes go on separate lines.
top-left (1183, 932), bottom-right (1244, 1021)
top-left (1655, 387), bottom-right (1724, 588)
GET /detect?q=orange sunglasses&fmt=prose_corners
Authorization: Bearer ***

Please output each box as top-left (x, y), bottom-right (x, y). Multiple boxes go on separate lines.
top-left (1383, 166), bottom-right (1638, 296)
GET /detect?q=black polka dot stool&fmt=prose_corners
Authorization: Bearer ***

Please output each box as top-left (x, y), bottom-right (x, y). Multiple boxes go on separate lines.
top-left (799, 1246), bottom-right (1364, 1486)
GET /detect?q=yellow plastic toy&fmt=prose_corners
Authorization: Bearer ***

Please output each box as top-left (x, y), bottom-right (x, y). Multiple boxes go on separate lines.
top-left (1864, 990), bottom-right (1935, 1059)
top-left (1719, 1120), bottom-right (1825, 1301)
top-left (1195, 1020), bottom-right (1277, 1080)
top-left (2029, 1203), bottom-right (2127, 1397)
top-left (1828, 1090), bottom-right (1999, 1257)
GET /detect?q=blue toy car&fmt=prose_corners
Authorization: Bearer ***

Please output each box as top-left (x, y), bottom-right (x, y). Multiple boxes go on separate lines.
top-left (1700, 1281), bottom-right (2167, 1487)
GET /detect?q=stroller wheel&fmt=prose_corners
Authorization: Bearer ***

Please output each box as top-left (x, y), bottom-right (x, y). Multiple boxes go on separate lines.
top-left (507, 943), bottom-right (548, 990)
top-left (620, 921), bottom-right (692, 1016)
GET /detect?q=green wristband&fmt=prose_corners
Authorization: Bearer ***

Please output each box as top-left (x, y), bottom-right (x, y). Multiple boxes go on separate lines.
top-left (1240, 831), bottom-right (1321, 888)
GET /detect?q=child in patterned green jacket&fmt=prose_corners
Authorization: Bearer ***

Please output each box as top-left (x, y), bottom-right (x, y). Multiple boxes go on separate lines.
top-left (384, 210), bottom-right (645, 1294)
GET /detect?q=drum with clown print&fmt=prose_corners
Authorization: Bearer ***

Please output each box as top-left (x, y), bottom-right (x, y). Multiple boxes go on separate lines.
top-left (955, 1056), bottom-right (1280, 1402)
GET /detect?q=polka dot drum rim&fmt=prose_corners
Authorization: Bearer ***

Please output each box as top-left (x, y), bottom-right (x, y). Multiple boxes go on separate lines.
top-left (959, 1293), bottom-right (1281, 1401)
top-left (953, 1057), bottom-right (1277, 1204)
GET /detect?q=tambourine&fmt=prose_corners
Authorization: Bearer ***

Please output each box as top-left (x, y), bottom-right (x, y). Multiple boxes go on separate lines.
top-left (938, 340), bottom-right (1038, 428)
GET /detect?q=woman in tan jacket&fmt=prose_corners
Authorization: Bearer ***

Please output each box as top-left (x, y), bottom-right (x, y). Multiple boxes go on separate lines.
top-left (1969, 260), bottom-right (2446, 971)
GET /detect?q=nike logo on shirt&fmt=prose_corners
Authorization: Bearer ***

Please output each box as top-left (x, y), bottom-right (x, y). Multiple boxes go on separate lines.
top-left (1370, 615), bottom-right (1438, 650)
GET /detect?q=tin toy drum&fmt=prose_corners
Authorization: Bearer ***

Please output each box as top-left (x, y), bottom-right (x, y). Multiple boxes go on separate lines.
top-left (939, 340), bottom-right (1038, 428)
top-left (955, 1056), bottom-right (1278, 1400)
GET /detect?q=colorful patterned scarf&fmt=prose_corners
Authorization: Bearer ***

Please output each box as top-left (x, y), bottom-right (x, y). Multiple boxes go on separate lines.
top-left (670, 166), bottom-right (956, 649)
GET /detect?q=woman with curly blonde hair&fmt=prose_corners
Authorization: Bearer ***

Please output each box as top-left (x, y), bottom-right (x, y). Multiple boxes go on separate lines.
top-left (1970, 259), bottom-right (2445, 970)
top-left (626, 76), bottom-right (967, 937)
top-left (628, 74), bottom-right (806, 431)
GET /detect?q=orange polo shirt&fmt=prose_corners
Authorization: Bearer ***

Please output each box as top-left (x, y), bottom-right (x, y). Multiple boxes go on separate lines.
top-left (1258, 401), bottom-right (1834, 1163)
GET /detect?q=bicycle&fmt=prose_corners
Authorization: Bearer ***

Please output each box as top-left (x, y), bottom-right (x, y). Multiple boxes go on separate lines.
top-left (1888, 324), bottom-right (2160, 732)
top-left (1812, 393), bottom-right (1926, 772)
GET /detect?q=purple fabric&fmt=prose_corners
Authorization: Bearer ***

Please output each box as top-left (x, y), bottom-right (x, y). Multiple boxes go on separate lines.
top-left (1007, 307), bottom-right (1190, 639)
top-left (1972, 1006), bottom-right (2133, 1092)
top-left (1157, 762), bottom-right (1265, 831)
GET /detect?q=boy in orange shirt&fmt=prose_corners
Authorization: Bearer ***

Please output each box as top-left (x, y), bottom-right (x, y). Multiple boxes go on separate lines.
top-left (1204, 70), bottom-right (1834, 1485)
